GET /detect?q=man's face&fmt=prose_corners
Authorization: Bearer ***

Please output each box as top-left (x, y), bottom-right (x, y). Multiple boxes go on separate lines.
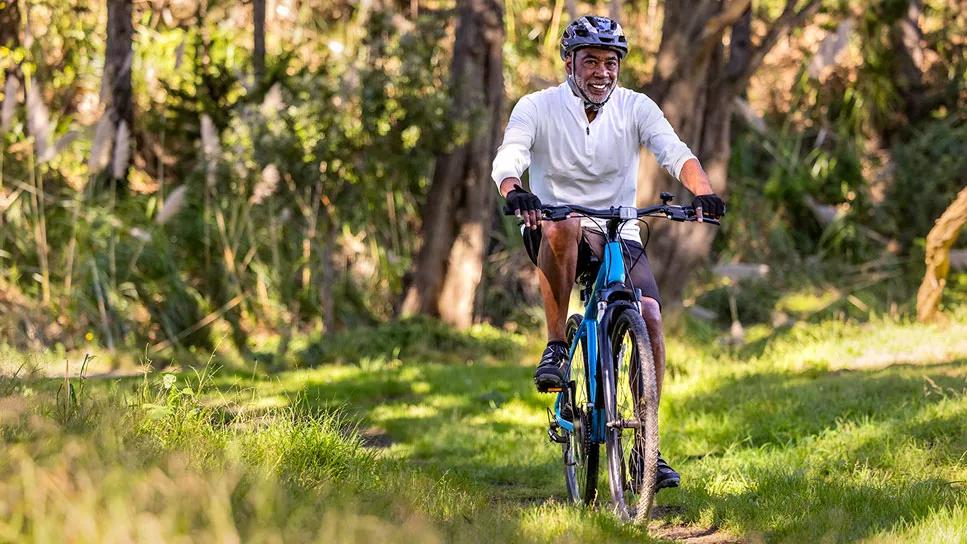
top-left (565, 47), bottom-right (620, 104)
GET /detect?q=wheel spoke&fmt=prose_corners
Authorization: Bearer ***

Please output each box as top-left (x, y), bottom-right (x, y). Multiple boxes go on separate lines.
top-left (603, 309), bottom-right (660, 523)
top-left (562, 314), bottom-right (599, 505)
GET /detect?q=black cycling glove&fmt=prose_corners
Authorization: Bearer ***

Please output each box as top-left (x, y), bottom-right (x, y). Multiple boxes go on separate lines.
top-left (505, 186), bottom-right (542, 215)
top-left (691, 193), bottom-right (726, 218)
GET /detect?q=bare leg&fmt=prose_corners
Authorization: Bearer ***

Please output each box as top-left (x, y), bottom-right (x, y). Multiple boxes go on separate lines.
top-left (640, 296), bottom-right (666, 401)
top-left (537, 218), bottom-right (582, 342)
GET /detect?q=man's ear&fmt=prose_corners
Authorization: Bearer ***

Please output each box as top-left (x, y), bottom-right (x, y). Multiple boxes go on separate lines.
top-left (564, 56), bottom-right (572, 76)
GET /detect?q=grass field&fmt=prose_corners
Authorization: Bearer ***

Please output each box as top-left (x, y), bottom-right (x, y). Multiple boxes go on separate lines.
top-left (1, 309), bottom-right (965, 542)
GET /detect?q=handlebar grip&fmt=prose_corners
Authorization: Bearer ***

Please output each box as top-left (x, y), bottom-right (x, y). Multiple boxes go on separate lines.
top-left (681, 205), bottom-right (723, 226)
top-left (503, 205), bottom-right (572, 221)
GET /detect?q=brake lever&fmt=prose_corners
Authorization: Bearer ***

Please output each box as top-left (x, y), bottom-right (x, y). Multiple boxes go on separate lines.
top-left (666, 206), bottom-right (689, 222)
top-left (542, 206), bottom-right (572, 221)
top-left (680, 205), bottom-right (722, 225)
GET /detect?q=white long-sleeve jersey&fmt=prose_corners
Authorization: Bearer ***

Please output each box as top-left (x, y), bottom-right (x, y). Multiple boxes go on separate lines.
top-left (491, 82), bottom-right (696, 239)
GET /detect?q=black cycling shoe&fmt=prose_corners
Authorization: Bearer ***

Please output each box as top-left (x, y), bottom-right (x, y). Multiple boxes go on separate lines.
top-left (629, 450), bottom-right (681, 492)
top-left (655, 452), bottom-right (681, 491)
top-left (534, 342), bottom-right (568, 393)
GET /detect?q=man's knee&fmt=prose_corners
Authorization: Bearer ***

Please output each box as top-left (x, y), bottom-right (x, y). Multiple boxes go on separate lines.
top-left (640, 297), bottom-right (662, 328)
top-left (540, 219), bottom-right (581, 255)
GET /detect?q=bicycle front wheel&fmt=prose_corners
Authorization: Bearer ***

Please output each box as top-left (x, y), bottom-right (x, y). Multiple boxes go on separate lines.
top-left (601, 307), bottom-right (659, 522)
top-left (562, 313), bottom-right (599, 505)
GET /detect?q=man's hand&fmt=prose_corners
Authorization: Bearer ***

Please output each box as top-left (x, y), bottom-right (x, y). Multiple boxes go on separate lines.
top-left (506, 185), bottom-right (542, 229)
top-left (691, 193), bottom-right (726, 221)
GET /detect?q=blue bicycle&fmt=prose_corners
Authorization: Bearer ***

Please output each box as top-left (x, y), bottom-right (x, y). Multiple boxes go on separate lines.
top-left (537, 194), bottom-right (718, 522)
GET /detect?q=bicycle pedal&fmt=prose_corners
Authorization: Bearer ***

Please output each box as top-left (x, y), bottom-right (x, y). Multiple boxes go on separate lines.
top-left (535, 378), bottom-right (566, 393)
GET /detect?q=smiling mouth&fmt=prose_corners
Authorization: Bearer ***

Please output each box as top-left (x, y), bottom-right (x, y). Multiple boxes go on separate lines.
top-left (588, 82), bottom-right (610, 93)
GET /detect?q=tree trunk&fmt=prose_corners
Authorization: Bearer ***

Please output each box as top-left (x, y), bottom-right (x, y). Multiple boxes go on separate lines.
top-left (609, 0), bottom-right (622, 23)
top-left (917, 186), bottom-right (967, 323)
top-left (1, 0), bottom-right (20, 270)
top-left (0, 0), bottom-right (19, 65)
top-left (253, 0), bottom-right (266, 80)
top-left (638, 0), bottom-right (821, 312)
top-left (103, 0), bottom-right (133, 186)
top-left (890, 0), bottom-right (938, 125)
top-left (0, 0), bottom-right (20, 132)
top-left (400, 0), bottom-right (504, 329)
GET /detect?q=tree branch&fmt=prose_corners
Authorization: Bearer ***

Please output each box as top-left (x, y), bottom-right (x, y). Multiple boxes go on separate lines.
top-left (700, 0), bottom-right (753, 43)
top-left (735, 0), bottom-right (823, 86)
top-left (690, 0), bottom-right (753, 69)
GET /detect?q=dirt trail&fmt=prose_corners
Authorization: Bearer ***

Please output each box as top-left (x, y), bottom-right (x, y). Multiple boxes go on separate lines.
top-left (650, 506), bottom-right (745, 544)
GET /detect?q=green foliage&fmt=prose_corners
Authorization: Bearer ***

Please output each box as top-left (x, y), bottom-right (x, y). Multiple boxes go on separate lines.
top-left (879, 117), bottom-right (967, 251)
top-left (2, 0), bottom-right (964, 356)
top-left (723, 0), bottom-right (965, 278)
top-left (298, 316), bottom-right (524, 366)
top-left (1, 2), bottom-right (457, 353)
top-left (725, 122), bottom-right (876, 265)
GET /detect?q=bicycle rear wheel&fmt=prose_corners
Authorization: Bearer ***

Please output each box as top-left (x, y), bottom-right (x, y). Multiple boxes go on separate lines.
top-left (562, 313), bottom-right (599, 505)
top-left (601, 307), bottom-right (659, 522)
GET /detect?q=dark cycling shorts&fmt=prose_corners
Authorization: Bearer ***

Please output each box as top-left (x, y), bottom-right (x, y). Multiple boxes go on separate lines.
top-left (522, 227), bottom-right (661, 306)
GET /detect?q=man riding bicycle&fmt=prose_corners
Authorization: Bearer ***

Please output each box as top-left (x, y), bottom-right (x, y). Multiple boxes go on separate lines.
top-left (491, 15), bottom-right (725, 492)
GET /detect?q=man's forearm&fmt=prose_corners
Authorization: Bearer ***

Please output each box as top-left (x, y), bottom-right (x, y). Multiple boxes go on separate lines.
top-left (678, 158), bottom-right (714, 196)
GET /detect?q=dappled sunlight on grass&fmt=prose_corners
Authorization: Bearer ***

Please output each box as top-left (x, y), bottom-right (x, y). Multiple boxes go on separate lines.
top-left (219, 313), bottom-right (965, 541)
top-left (869, 504), bottom-right (967, 543)
top-left (490, 399), bottom-right (548, 428)
top-left (775, 288), bottom-right (841, 316)
top-left (740, 316), bottom-right (967, 373)
top-left (4, 312), bottom-right (964, 541)
top-left (296, 316), bottom-right (528, 367)
top-left (369, 402), bottom-right (440, 423)
top-left (660, 361), bottom-right (965, 540)
top-left (515, 502), bottom-right (650, 543)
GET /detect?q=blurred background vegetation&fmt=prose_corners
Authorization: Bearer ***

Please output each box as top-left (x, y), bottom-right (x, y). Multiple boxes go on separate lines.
top-left (0, 0), bottom-right (964, 365)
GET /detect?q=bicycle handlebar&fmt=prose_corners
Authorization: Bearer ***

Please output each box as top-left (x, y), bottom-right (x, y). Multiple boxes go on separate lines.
top-left (505, 202), bottom-right (721, 226)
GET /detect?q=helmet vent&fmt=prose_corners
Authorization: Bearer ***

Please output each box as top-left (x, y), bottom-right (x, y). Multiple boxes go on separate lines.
top-left (559, 15), bottom-right (629, 60)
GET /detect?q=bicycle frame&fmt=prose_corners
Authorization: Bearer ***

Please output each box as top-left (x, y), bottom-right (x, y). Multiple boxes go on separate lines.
top-left (553, 229), bottom-right (631, 443)
top-left (529, 199), bottom-right (719, 514)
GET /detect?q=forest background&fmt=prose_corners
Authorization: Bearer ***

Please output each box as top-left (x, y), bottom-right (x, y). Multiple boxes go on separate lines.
top-left (0, 0), bottom-right (964, 359)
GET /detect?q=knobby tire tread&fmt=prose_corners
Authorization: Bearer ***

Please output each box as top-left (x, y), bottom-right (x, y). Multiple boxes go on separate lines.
top-left (602, 308), bottom-right (659, 522)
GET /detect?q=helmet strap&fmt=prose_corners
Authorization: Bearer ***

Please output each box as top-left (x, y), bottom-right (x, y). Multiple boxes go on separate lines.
top-left (566, 74), bottom-right (602, 112)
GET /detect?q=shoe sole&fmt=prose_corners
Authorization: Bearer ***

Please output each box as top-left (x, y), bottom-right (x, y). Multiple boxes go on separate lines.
top-left (655, 476), bottom-right (680, 491)
top-left (534, 375), bottom-right (565, 393)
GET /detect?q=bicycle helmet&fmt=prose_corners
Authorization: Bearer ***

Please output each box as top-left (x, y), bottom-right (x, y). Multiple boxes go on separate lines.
top-left (559, 16), bottom-right (628, 61)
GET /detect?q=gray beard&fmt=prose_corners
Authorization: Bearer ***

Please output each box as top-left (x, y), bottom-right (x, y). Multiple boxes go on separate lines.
top-left (567, 75), bottom-right (612, 112)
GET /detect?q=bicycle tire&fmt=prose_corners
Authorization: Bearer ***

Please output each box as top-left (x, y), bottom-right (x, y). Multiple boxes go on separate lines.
top-left (601, 307), bottom-right (659, 522)
top-left (562, 313), bottom-right (599, 505)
